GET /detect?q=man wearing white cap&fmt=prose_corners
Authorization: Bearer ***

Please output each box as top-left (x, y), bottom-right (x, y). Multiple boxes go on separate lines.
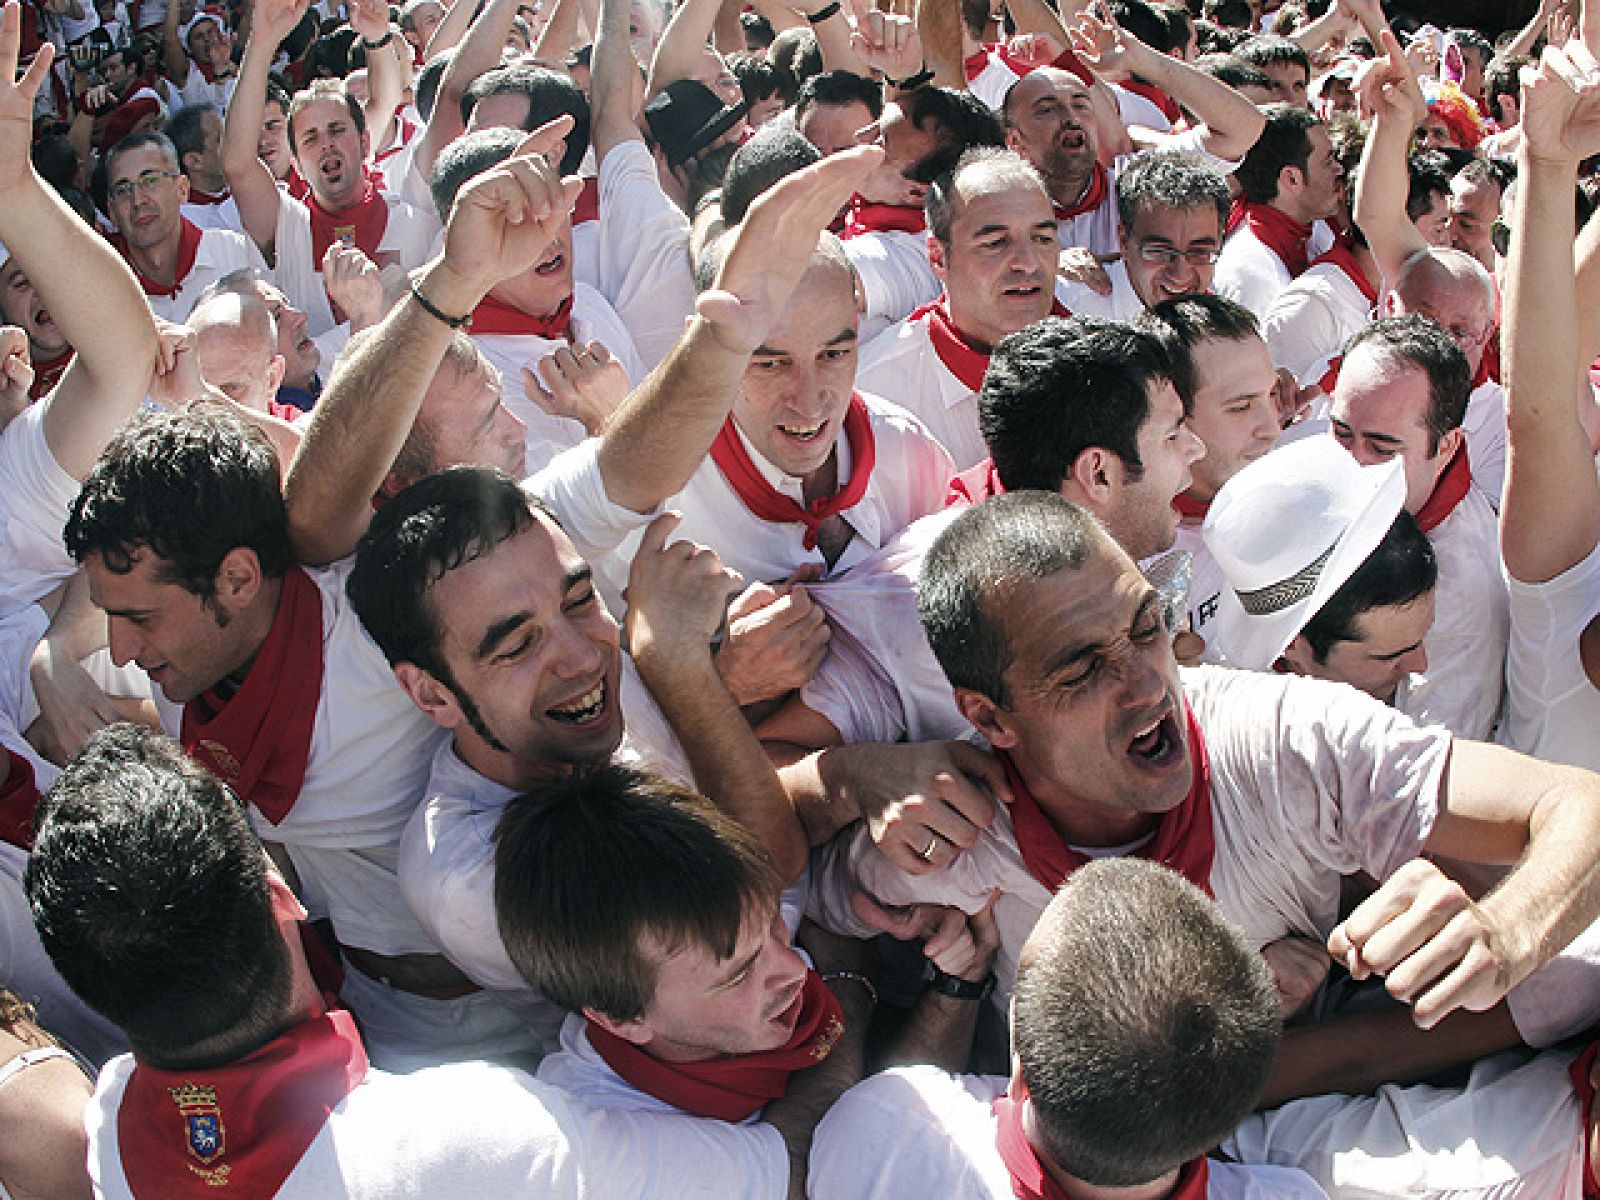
top-left (1202, 436), bottom-right (1437, 707)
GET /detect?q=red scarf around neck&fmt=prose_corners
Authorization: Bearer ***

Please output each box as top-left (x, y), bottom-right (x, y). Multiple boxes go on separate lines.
top-left (1570, 1041), bottom-right (1599, 1198)
top-left (585, 970), bottom-right (845, 1122)
top-left (285, 167), bottom-right (311, 202)
top-left (114, 218), bottom-right (204, 299)
top-left (999, 704), bottom-right (1214, 896)
top-left (468, 292), bottom-right (575, 340)
top-left (915, 295), bottom-right (1069, 395)
top-left (1172, 491), bottom-right (1210, 522)
top-left (1311, 233), bottom-right (1378, 306)
top-left (841, 196), bottom-right (926, 239)
top-left (118, 1009), bottom-right (368, 1200)
top-left (181, 567), bottom-right (325, 827)
top-left (0, 747), bottom-right (41, 851)
top-left (306, 176), bottom-right (389, 270)
top-left (1414, 442), bottom-right (1473, 535)
top-left (1053, 163), bottom-right (1110, 223)
top-left (28, 349), bottom-right (73, 401)
top-left (186, 186), bottom-right (230, 206)
top-left (1227, 200), bottom-right (1313, 278)
top-left (571, 175), bottom-right (601, 226)
top-left (994, 1083), bottom-right (1210, 1200)
top-left (945, 457), bottom-right (1006, 508)
top-left (710, 393), bottom-right (876, 550)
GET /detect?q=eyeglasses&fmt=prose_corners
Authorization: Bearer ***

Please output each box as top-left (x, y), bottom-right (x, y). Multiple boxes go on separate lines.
top-left (108, 170), bottom-right (180, 202)
top-left (1490, 216), bottom-right (1511, 258)
top-left (1135, 241), bottom-right (1221, 267)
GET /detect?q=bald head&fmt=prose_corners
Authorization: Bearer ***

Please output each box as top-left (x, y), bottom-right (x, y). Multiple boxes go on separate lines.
top-left (1389, 248), bottom-right (1498, 372)
top-left (189, 291), bottom-right (285, 413)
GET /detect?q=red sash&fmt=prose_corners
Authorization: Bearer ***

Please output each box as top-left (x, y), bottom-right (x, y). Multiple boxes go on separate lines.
top-left (945, 457), bottom-right (1006, 507)
top-left (1311, 233), bottom-right (1378, 306)
top-left (1226, 201), bottom-right (1312, 278)
top-left (113, 218), bottom-right (204, 299)
top-left (468, 292), bottom-right (575, 339)
top-left (571, 175), bottom-right (601, 226)
top-left (710, 392), bottom-right (876, 550)
top-left (306, 178), bottom-right (390, 270)
top-left (1121, 77), bottom-right (1183, 124)
top-left (187, 186), bottom-right (230, 206)
top-left (1173, 492), bottom-right (1209, 522)
top-left (0, 748), bottom-right (40, 851)
top-left (118, 1009), bottom-right (368, 1199)
top-left (841, 196), bottom-right (926, 239)
top-left (1053, 164), bottom-right (1110, 223)
top-left (999, 705), bottom-right (1214, 895)
top-left (1414, 443), bottom-right (1472, 535)
top-left (994, 1082), bottom-right (1209, 1200)
top-left (181, 567), bottom-right (325, 826)
top-left (28, 349), bottom-right (73, 401)
top-left (1571, 1042), bottom-right (1599, 1198)
top-left (584, 970), bottom-right (845, 1122)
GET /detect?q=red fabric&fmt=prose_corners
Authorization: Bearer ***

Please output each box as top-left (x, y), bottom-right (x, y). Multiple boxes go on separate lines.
top-left (994, 1083), bottom-right (1209, 1200)
top-left (118, 1010), bottom-right (367, 1199)
top-left (0, 748), bottom-right (41, 851)
top-left (1571, 1042), bottom-right (1599, 1198)
top-left (1053, 163), bottom-right (1110, 223)
top-left (999, 704), bottom-right (1214, 895)
top-left (181, 567), bottom-right (325, 826)
top-left (285, 167), bottom-right (312, 202)
top-left (584, 970), bottom-right (845, 1121)
top-left (1475, 332), bottom-right (1500, 389)
top-left (1227, 200), bottom-right (1313, 278)
top-left (916, 299), bottom-right (991, 393)
top-left (265, 397), bottom-right (306, 421)
top-left (571, 175), bottom-right (601, 226)
top-left (1316, 355), bottom-right (1342, 396)
top-left (306, 176), bottom-right (389, 270)
top-left (98, 94), bottom-right (161, 150)
top-left (1121, 77), bottom-right (1182, 123)
top-left (1311, 233), bottom-right (1378, 306)
top-left (709, 392), bottom-right (876, 550)
top-left (186, 186), bottom-right (230, 206)
top-left (373, 116), bottom-right (419, 165)
top-left (1172, 492), bottom-right (1209, 522)
top-left (1414, 443), bottom-right (1472, 535)
top-left (964, 43), bottom-right (1092, 87)
top-left (840, 196), bottom-right (926, 239)
top-left (112, 218), bottom-right (204, 299)
top-left (28, 349), bottom-right (73, 401)
top-left (468, 292), bottom-right (575, 339)
top-left (964, 47), bottom-right (992, 81)
top-left (946, 458), bottom-right (1006, 508)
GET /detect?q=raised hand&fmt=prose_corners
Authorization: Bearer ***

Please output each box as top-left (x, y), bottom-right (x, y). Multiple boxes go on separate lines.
top-left (846, 0), bottom-right (923, 83)
top-left (348, 0), bottom-right (389, 43)
top-left (322, 242), bottom-right (388, 329)
top-left (1520, 38), bottom-right (1600, 166)
top-left (1068, 2), bottom-right (1149, 83)
top-left (1356, 29), bottom-right (1427, 125)
top-left (253, 0), bottom-right (312, 47)
top-left (0, 325), bottom-right (32, 427)
top-left (624, 511), bottom-right (745, 670)
top-left (0, 2), bottom-right (53, 196)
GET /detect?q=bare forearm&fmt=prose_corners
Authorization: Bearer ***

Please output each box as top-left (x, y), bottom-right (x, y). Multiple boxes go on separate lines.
top-left (425, 0), bottom-right (476, 58)
top-left (1137, 47), bottom-right (1263, 158)
top-left (1354, 115), bottom-right (1427, 287)
top-left (590, 0), bottom-right (639, 159)
top-left (437, 0), bottom-right (520, 134)
top-left (808, 8), bottom-right (868, 76)
top-left (531, 0), bottom-right (585, 66)
top-left (884, 992), bottom-right (982, 1073)
top-left (646, 0), bottom-right (721, 95)
top-left (765, 983), bottom-right (870, 1200)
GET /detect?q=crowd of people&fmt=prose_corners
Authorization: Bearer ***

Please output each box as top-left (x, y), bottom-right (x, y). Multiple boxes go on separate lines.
top-left (0, 0), bottom-right (1599, 1192)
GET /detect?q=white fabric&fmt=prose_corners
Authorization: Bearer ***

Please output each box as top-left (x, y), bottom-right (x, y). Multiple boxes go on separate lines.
top-left (842, 228), bottom-right (942, 341)
top-left (1175, 520), bottom-right (1228, 660)
top-left (1463, 380), bottom-right (1507, 511)
top-left (88, 1049), bottom-right (775, 1200)
top-left (854, 308), bottom-right (986, 469)
top-left (811, 1067), bottom-right (1329, 1200)
top-left (397, 666), bottom-right (691, 1049)
top-left (180, 194), bottom-right (244, 233)
top-left (1395, 486), bottom-right (1508, 740)
top-left (808, 667), bottom-right (1450, 1020)
top-left (1216, 219), bottom-right (1335, 322)
top-left (1225, 1048), bottom-right (1584, 1200)
top-left (967, 52), bottom-right (1021, 112)
top-left (0, 401), bottom-right (83, 620)
top-left (145, 224), bottom-right (263, 324)
top-left (532, 1014), bottom-right (788, 1200)
top-left (1056, 256), bottom-right (1146, 321)
top-left (1500, 538), bottom-right (1600, 772)
top-left (167, 60), bottom-right (236, 113)
top-left (1262, 259), bottom-right (1373, 386)
top-left (472, 283), bottom-right (648, 478)
top-left (375, 135), bottom-right (436, 219)
top-left (269, 190), bottom-right (439, 335)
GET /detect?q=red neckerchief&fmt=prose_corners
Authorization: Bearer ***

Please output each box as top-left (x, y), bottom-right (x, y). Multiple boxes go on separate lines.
top-left (181, 567), bottom-right (325, 826)
top-left (28, 349), bottom-right (73, 401)
top-left (965, 43), bottom-right (1092, 86)
top-left (285, 168), bottom-right (311, 202)
top-left (468, 292), bottom-right (575, 339)
top-left (1414, 443), bottom-right (1472, 535)
top-left (112, 218), bottom-right (204, 299)
top-left (964, 47), bottom-right (994, 80)
top-left (946, 458), bottom-right (1006, 508)
top-left (1053, 164), bottom-right (1110, 223)
top-left (1173, 492), bottom-right (1209, 522)
top-left (571, 175), bottom-right (601, 226)
top-left (710, 393), bottom-right (877, 550)
top-left (118, 1009), bottom-right (368, 1200)
top-left (998, 704), bottom-right (1214, 896)
top-left (186, 185), bottom-right (230, 206)
top-left (1121, 78), bottom-right (1182, 123)
top-left (1475, 333), bottom-right (1499, 388)
top-left (1571, 1041), bottom-right (1599, 1198)
top-left (306, 176), bottom-right (389, 270)
top-left (915, 296), bottom-right (1068, 394)
top-left (994, 1082), bottom-right (1209, 1200)
top-left (0, 748), bottom-right (41, 851)
top-left (585, 970), bottom-right (844, 1122)
top-left (1226, 200), bottom-right (1312, 278)
top-left (841, 196), bottom-right (926, 239)
top-left (1311, 232), bottom-right (1378, 306)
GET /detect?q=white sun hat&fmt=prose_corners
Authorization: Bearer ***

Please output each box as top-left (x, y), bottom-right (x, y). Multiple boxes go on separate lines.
top-left (1202, 435), bottom-right (1407, 672)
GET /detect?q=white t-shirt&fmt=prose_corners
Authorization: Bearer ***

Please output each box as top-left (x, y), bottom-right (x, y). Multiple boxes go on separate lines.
top-left (854, 308), bottom-right (987, 470)
top-left (1056, 256), bottom-right (1146, 322)
top-left (88, 1049), bottom-right (773, 1200)
top-left (1463, 380), bottom-right (1507, 511)
top-left (1216, 219), bottom-right (1336, 322)
top-left (166, 60), bottom-right (236, 113)
top-left (1175, 519), bottom-right (1228, 659)
top-left (146, 224), bottom-right (265, 324)
top-left (0, 401), bottom-right (82, 620)
top-left (1261, 259), bottom-right (1373, 386)
top-left (842, 227), bottom-right (942, 342)
top-left (180, 193), bottom-right (245, 234)
top-left (1225, 1048), bottom-right (1585, 1200)
top-left (812, 1067), bottom-right (1329, 1200)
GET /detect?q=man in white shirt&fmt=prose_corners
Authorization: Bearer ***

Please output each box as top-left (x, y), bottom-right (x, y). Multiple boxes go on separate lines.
top-left (168, 102), bottom-right (243, 231)
top-left (811, 858), bottom-right (1328, 1200)
top-left (1329, 314), bottom-right (1507, 740)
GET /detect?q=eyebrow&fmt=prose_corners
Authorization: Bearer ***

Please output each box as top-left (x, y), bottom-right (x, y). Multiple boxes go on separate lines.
top-left (1041, 590), bottom-right (1161, 679)
top-left (475, 612), bottom-right (532, 661)
top-left (1373, 638), bottom-right (1426, 662)
top-left (714, 942), bottom-right (764, 989)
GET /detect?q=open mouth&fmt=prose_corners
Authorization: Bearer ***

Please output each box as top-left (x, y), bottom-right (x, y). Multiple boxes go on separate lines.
top-left (1001, 280), bottom-right (1045, 300)
top-left (1127, 710), bottom-right (1184, 769)
top-left (777, 421), bottom-right (827, 443)
top-left (547, 679), bottom-right (606, 724)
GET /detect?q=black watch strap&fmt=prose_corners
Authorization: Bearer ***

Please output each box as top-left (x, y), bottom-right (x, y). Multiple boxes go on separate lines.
top-left (923, 961), bottom-right (996, 1000)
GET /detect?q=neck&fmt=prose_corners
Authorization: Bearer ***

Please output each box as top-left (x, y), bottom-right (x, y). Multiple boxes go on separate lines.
top-left (224, 574), bottom-right (286, 690)
top-left (487, 274), bottom-right (571, 321)
top-left (1048, 164), bottom-right (1095, 209)
top-left (1021, 1104), bottom-right (1183, 1200)
top-left (136, 1005), bottom-right (304, 1072)
top-left (125, 225), bottom-right (184, 283)
top-left (29, 337), bottom-right (67, 363)
top-left (799, 445), bottom-right (841, 504)
top-left (944, 296), bottom-right (1002, 353)
top-left (310, 178), bottom-right (362, 212)
top-left (1264, 196), bottom-right (1309, 226)
top-left (1010, 750), bottom-right (1158, 848)
top-left (453, 732), bottom-right (581, 793)
top-left (191, 169), bottom-right (227, 194)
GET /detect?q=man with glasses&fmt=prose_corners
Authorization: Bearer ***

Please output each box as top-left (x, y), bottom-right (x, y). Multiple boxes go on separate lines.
top-left (103, 131), bottom-right (263, 322)
top-left (1057, 149), bottom-right (1231, 322)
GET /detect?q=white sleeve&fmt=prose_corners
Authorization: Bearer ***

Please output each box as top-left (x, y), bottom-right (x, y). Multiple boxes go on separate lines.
top-left (1262, 283), bottom-right (1346, 384)
top-left (523, 438), bottom-right (661, 565)
top-left (0, 402), bottom-right (82, 618)
top-left (844, 234), bottom-right (941, 326)
top-left (576, 1105), bottom-right (789, 1200)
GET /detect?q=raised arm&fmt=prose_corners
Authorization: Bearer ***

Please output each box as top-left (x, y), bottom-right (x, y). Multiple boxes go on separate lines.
top-left (1069, 6), bottom-right (1265, 160)
top-left (162, 0), bottom-right (193, 84)
top-left (529, 0), bottom-right (589, 71)
top-left (284, 119), bottom-right (583, 563)
top-left (1352, 31), bottom-right (1431, 287)
top-left (225, 0), bottom-right (308, 257)
top-left (1502, 0), bottom-right (1564, 63)
top-left (357, 0), bottom-right (407, 153)
top-left (0, 8), bottom-right (158, 479)
top-left (589, 0), bottom-right (645, 161)
top-left (417, 0), bottom-right (522, 178)
top-left (424, 0), bottom-right (476, 59)
top-left (645, 0), bottom-right (723, 97)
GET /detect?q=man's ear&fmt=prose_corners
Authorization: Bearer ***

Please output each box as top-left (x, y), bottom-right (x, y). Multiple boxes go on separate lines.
top-left (584, 1007), bottom-right (655, 1047)
top-left (1066, 446), bottom-right (1116, 507)
top-left (927, 233), bottom-right (948, 279)
top-left (266, 353), bottom-right (287, 395)
top-left (955, 686), bottom-right (1018, 750)
top-left (1276, 161), bottom-right (1305, 204)
top-left (1278, 637), bottom-right (1314, 677)
top-left (1435, 426), bottom-right (1464, 464)
top-left (212, 545), bottom-right (264, 614)
top-left (394, 662), bottom-right (466, 732)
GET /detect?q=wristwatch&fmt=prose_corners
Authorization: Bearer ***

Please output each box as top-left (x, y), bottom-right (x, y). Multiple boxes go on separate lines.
top-left (923, 960), bottom-right (996, 1001)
